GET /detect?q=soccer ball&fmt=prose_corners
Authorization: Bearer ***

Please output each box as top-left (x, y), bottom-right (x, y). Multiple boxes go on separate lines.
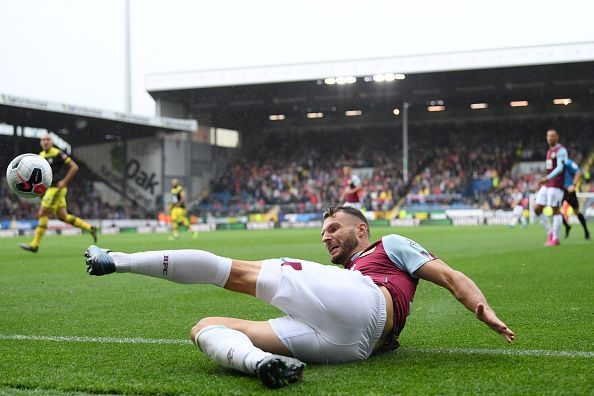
top-left (5, 153), bottom-right (52, 198)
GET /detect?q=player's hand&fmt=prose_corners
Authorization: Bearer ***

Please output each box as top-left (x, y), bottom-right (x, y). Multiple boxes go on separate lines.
top-left (57, 180), bottom-right (67, 189)
top-left (475, 303), bottom-right (515, 343)
top-left (538, 177), bottom-right (548, 185)
top-left (567, 185), bottom-right (575, 193)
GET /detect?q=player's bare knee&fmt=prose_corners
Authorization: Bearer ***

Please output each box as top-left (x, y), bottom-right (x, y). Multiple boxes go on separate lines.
top-left (189, 317), bottom-right (217, 342)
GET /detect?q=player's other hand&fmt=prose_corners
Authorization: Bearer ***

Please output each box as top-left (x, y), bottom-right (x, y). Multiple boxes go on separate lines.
top-left (475, 303), bottom-right (515, 343)
top-left (57, 180), bottom-right (67, 189)
top-left (567, 185), bottom-right (575, 193)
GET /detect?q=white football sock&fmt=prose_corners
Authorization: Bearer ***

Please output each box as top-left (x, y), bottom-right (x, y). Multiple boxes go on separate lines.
top-left (195, 325), bottom-right (270, 375)
top-left (109, 250), bottom-right (231, 287)
top-left (509, 217), bottom-right (519, 227)
top-left (552, 214), bottom-right (563, 240)
top-left (538, 214), bottom-right (551, 233)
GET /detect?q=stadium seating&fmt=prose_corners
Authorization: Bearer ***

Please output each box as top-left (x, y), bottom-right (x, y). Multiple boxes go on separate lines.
top-left (195, 117), bottom-right (593, 217)
top-left (2, 117), bottom-right (592, 221)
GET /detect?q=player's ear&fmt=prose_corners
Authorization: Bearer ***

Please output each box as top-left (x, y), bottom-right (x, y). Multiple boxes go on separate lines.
top-left (357, 222), bottom-right (367, 238)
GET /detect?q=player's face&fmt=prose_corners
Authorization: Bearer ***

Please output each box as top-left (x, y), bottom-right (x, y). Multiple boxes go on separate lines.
top-left (321, 213), bottom-right (361, 265)
top-left (40, 136), bottom-right (52, 151)
top-left (546, 130), bottom-right (559, 146)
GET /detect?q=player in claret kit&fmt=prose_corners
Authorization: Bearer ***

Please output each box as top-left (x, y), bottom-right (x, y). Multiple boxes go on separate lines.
top-left (340, 166), bottom-right (364, 209)
top-left (20, 133), bottom-right (98, 253)
top-left (534, 129), bottom-right (568, 246)
top-left (83, 205), bottom-right (514, 389)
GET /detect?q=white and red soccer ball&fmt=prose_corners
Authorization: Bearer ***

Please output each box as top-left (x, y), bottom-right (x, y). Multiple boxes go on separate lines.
top-left (5, 153), bottom-right (52, 198)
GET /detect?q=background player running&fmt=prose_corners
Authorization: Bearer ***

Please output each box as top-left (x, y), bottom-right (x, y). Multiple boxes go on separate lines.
top-left (168, 178), bottom-right (196, 240)
top-left (20, 133), bottom-right (97, 253)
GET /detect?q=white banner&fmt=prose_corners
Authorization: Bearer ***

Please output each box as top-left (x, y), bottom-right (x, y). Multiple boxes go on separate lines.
top-left (75, 138), bottom-right (163, 210)
top-left (390, 218), bottom-right (421, 227)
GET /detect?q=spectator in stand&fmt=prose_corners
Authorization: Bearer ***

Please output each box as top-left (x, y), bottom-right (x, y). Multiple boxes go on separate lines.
top-left (340, 166), bottom-right (364, 210)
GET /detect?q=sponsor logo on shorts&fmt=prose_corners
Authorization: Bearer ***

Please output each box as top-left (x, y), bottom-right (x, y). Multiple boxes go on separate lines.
top-left (162, 254), bottom-right (169, 275)
top-left (281, 261), bottom-right (302, 270)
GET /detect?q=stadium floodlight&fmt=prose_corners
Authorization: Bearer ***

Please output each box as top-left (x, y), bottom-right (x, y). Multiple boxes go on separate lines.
top-left (373, 74), bottom-right (386, 82)
top-left (345, 110), bottom-right (362, 117)
top-left (427, 105), bottom-right (446, 112)
top-left (326, 76), bottom-right (356, 85)
top-left (306, 112), bottom-right (324, 119)
top-left (393, 108), bottom-right (400, 115)
top-left (384, 73), bottom-right (395, 82)
top-left (335, 76), bottom-right (357, 85)
top-left (364, 76), bottom-right (373, 82)
top-left (372, 73), bottom-right (404, 83)
top-left (510, 100), bottom-right (529, 107)
top-left (553, 98), bottom-right (572, 105)
top-left (470, 103), bottom-right (488, 109)
top-left (269, 114), bottom-right (286, 121)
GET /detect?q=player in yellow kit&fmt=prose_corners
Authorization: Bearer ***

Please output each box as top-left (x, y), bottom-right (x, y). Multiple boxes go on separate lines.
top-left (169, 178), bottom-right (196, 239)
top-left (20, 134), bottom-right (98, 253)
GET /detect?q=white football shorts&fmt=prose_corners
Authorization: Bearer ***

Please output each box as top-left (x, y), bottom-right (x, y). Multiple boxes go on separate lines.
top-left (256, 258), bottom-right (386, 364)
top-left (535, 186), bottom-right (564, 208)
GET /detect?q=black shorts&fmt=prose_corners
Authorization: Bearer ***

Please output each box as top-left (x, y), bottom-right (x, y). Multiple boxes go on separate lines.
top-left (563, 189), bottom-right (579, 210)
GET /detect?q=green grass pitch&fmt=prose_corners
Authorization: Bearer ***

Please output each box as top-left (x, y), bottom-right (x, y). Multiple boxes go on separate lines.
top-left (0, 225), bottom-right (592, 395)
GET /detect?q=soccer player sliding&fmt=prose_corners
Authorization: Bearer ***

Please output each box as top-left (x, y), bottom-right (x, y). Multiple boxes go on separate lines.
top-left (84, 205), bottom-right (514, 388)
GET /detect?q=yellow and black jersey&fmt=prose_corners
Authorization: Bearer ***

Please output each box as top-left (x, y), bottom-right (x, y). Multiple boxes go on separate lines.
top-left (39, 147), bottom-right (72, 187)
top-left (171, 185), bottom-right (185, 208)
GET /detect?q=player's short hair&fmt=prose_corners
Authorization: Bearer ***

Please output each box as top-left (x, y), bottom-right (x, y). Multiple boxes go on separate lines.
top-left (322, 205), bottom-right (370, 237)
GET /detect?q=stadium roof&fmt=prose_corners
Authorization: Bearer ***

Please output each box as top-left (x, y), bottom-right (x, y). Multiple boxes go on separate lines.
top-left (147, 60), bottom-right (594, 133)
top-left (0, 94), bottom-right (198, 146)
top-left (146, 43), bottom-right (594, 91)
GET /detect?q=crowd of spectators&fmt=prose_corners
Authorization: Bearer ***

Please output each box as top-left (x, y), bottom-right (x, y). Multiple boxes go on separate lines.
top-left (198, 117), bottom-right (593, 216)
top-left (404, 119), bottom-right (593, 211)
top-left (197, 128), bottom-right (434, 216)
top-left (1, 117), bottom-right (592, 220)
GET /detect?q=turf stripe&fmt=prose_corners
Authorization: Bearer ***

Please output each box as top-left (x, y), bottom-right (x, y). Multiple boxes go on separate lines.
top-left (1, 333), bottom-right (592, 358)
top-left (0, 334), bottom-right (189, 345)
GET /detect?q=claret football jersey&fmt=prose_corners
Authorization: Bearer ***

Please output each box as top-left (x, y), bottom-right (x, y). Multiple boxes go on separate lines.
top-left (347, 234), bottom-right (437, 338)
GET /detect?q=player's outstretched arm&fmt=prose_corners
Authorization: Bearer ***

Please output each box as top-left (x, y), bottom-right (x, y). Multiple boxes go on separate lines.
top-left (415, 259), bottom-right (515, 342)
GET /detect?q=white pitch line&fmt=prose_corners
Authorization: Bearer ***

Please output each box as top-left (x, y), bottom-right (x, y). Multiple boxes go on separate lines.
top-left (410, 347), bottom-right (594, 358)
top-left (1, 334), bottom-right (592, 358)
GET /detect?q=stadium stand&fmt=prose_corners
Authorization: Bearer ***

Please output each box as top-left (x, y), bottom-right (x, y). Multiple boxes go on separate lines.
top-left (194, 116), bottom-right (593, 217)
